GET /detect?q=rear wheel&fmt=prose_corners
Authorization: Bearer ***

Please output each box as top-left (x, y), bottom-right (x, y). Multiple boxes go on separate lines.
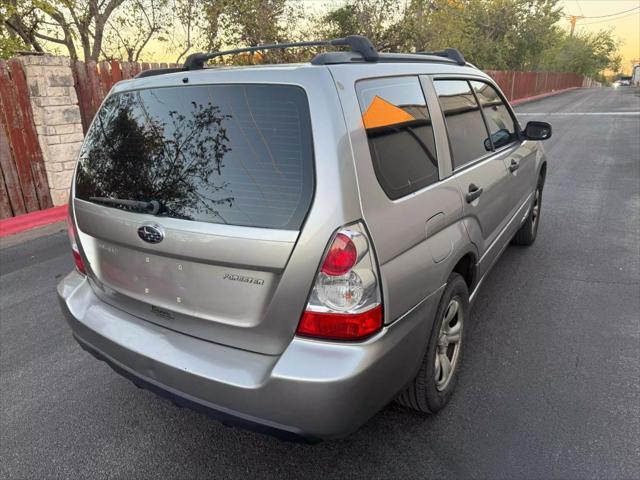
top-left (512, 178), bottom-right (543, 246)
top-left (397, 272), bottom-right (469, 414)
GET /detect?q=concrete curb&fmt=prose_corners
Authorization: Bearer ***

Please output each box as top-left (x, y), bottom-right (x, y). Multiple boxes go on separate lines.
top-left (0, 205), bottom-right (67, 238)
top-left (511, 87), bottom-right (580, 106)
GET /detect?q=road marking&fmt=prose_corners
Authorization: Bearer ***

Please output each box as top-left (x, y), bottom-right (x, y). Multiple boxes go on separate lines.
top-left (518, 112), bottom-right (640, 116)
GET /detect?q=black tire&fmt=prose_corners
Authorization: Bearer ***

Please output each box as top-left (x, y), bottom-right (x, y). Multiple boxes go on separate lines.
top-left (397, 272), bottom-right (469, 414)
top-left (512, 177), bottom-right (543, 246)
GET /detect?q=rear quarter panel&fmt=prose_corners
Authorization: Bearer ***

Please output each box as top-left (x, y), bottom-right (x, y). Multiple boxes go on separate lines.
top-left (328, 64), bottom-right (481, 325)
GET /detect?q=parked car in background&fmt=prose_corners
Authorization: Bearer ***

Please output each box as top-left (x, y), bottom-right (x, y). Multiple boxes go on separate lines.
top-left (58, 36), bottom-right (552, 441)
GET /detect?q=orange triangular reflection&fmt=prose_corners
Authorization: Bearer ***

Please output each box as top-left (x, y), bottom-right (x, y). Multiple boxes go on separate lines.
top-left (362, 96), bottom-right (416, 129)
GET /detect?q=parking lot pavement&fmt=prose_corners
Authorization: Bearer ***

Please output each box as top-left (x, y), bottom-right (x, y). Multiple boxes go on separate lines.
top-left (1, 87), bottom-right (639, 479)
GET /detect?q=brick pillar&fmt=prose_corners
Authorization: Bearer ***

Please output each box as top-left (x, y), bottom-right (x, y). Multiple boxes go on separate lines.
top-left (18, 55), bottom-right (84, 206)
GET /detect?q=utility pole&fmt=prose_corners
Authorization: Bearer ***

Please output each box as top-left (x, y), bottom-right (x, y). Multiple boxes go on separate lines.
top-left (568, 15), bottom-right (584, 36)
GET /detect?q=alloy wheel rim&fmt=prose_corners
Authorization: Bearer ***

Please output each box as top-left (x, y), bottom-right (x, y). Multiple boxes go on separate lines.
top-left (435, 297), bottom-right (463, 391)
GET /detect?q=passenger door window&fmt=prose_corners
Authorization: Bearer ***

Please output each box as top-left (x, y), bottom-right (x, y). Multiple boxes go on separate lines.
top-left (470, 81), bottom-right (517, 149)
top-left (356, 76), bottom-right (438, 200)
top-left (434, 80), bottom-right (491, 169)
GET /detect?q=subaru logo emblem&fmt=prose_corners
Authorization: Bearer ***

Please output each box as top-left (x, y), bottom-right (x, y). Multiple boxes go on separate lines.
top-left (137, 224), bottom-right (164, 244)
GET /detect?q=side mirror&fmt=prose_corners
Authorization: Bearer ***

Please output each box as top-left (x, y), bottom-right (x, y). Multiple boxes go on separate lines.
top-left (523, 121), bottom-right (552, 141)
top-left (484, 129), bottom-right (514, 151)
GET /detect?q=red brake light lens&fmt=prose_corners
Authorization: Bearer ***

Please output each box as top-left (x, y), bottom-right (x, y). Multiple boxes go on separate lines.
top-left (72, 247), bottom-right (86, 275)
top-left (296, 305), bottom-right (383, 340)
top-left (67, 212), bottom-right (86, 275)
top-left (320, 233), bottom-right (357, 276)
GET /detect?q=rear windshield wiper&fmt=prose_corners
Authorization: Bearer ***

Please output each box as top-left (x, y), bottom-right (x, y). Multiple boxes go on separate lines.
top-left (89, 197), bottom-right (161, 215)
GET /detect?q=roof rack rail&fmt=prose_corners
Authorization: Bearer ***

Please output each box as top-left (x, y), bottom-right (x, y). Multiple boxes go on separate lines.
top-left (135, 67), bottom-right (185, 78)
top-left (417, 48), bottom-right (466, 66)
top-left (183, 35), bottom-right (378, 70)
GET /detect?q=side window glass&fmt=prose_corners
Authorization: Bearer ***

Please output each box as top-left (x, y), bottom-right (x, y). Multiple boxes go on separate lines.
top-left (434, 80), bottom-right (491, 169)
top-left (356, 76), bottom-right (438, 200)
top-left (471, 81), bottom-right (517, 149)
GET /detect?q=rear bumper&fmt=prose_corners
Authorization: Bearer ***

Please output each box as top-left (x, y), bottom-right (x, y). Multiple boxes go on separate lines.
top-left (58, 270), bottom-right (443, 439)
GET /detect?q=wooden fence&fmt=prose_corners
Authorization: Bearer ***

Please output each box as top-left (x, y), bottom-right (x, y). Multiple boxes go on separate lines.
top-left (73, 61), bottom-right (178, 132)
top-left (0, 60), bottom-right (52, 219)
top-left (486, 70), bottom-right (584, 101)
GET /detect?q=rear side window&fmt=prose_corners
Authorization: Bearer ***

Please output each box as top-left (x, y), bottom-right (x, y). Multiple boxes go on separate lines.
top-left (471, 81), bottom-right (517, 149)
top-left (356, 76), bottom-right (438, 200)
top-left (434, 80), bottom-right (491, 169)
top-left (75, 84), bottom-right (314, 230)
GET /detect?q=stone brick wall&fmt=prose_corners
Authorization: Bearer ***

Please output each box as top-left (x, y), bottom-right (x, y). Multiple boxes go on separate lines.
top-left (19, 55), bottom-right (84, 206)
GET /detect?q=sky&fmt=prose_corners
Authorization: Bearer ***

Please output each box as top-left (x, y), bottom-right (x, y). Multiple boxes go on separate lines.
top-left (560, 0), bottom-right (640, 74)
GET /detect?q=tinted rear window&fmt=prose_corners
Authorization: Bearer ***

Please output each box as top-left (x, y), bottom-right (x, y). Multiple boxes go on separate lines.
top-left (75, 84), bottom-right (314, 230)
top-left (356, 76), bottom-right (438, 200)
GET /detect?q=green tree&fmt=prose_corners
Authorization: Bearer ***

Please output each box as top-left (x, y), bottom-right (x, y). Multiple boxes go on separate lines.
top-left (0, 27), bottom-right (26, 59)
top-left (540, 29), bottom-right (621, 78)
top-left (401, 1), bottom-right (468, 53)
top-left (1, 0), bottom-right (44, 58)
top-left (320, 0), bottom-right (564, 70)
top-left (505, 0), bottom-right (564, 70)
top-left (403, 0), bottom-right (562, 70)
top-left (319, 0), bottom-right (405, 51)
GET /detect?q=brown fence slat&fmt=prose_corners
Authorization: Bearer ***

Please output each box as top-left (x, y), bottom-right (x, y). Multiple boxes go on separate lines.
top-left (110, 60), bottom-right (123, 83)
top-left (0, 92), bottom-right (25, 216)
top-left (121, 61), bottom-right (132, 79)
top-left (73, 61), bottom-right (91, 132)
top-left (7, 60), bottom-right (52, 209)
top-left (130, 62), bottom-right (141, 77)
top-left (99, 60), bottom-right (112, 95)
top-left (0, 61), bottom-right (39, 212)
top-left (88, 61), bottom-right (103, 120)
top-left (0, 164), bottom-right (13, 219)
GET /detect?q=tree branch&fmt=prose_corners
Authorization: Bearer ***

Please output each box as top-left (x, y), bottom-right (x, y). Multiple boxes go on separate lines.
top-left (32, 31), bottom-right (67, 45)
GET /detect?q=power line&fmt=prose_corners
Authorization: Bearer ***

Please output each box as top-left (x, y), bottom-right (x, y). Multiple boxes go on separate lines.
top-left (564, 6), bottom-right (639, 19)
top-left (580, 9), bottom-right (640, 25)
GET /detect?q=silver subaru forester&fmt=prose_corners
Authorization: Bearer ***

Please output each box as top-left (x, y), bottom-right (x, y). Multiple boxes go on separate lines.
top-left (58, 36), bottom-right (551, 441)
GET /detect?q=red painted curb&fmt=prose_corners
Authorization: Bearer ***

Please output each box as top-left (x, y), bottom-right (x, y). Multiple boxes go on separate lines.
top-left (0, 205), bottom-right (67, 238)
top-left (511, 87), bottom-right (580, 106)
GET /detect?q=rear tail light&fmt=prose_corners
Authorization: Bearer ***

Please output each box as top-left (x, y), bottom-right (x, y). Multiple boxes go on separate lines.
top-left (320, 233), bottom-right (357, 276)
top-left (67, 209), bottom-right (86, 275)
top-left (297, 223), bottom-right (383, 340)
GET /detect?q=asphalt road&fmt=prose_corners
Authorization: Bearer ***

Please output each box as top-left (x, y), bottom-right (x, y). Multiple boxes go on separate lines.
top-left (2, 87), bottom-right (639, 479)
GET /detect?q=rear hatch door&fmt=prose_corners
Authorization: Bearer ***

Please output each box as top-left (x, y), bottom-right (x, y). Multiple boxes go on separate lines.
top-left (73, 81), bottom-right (315, 355)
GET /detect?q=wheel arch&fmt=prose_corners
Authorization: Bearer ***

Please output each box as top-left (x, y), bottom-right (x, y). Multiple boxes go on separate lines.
top-left (449, 250), bottom-right (478, 293)
top-left (538, 161), bottom-right (547, 186)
